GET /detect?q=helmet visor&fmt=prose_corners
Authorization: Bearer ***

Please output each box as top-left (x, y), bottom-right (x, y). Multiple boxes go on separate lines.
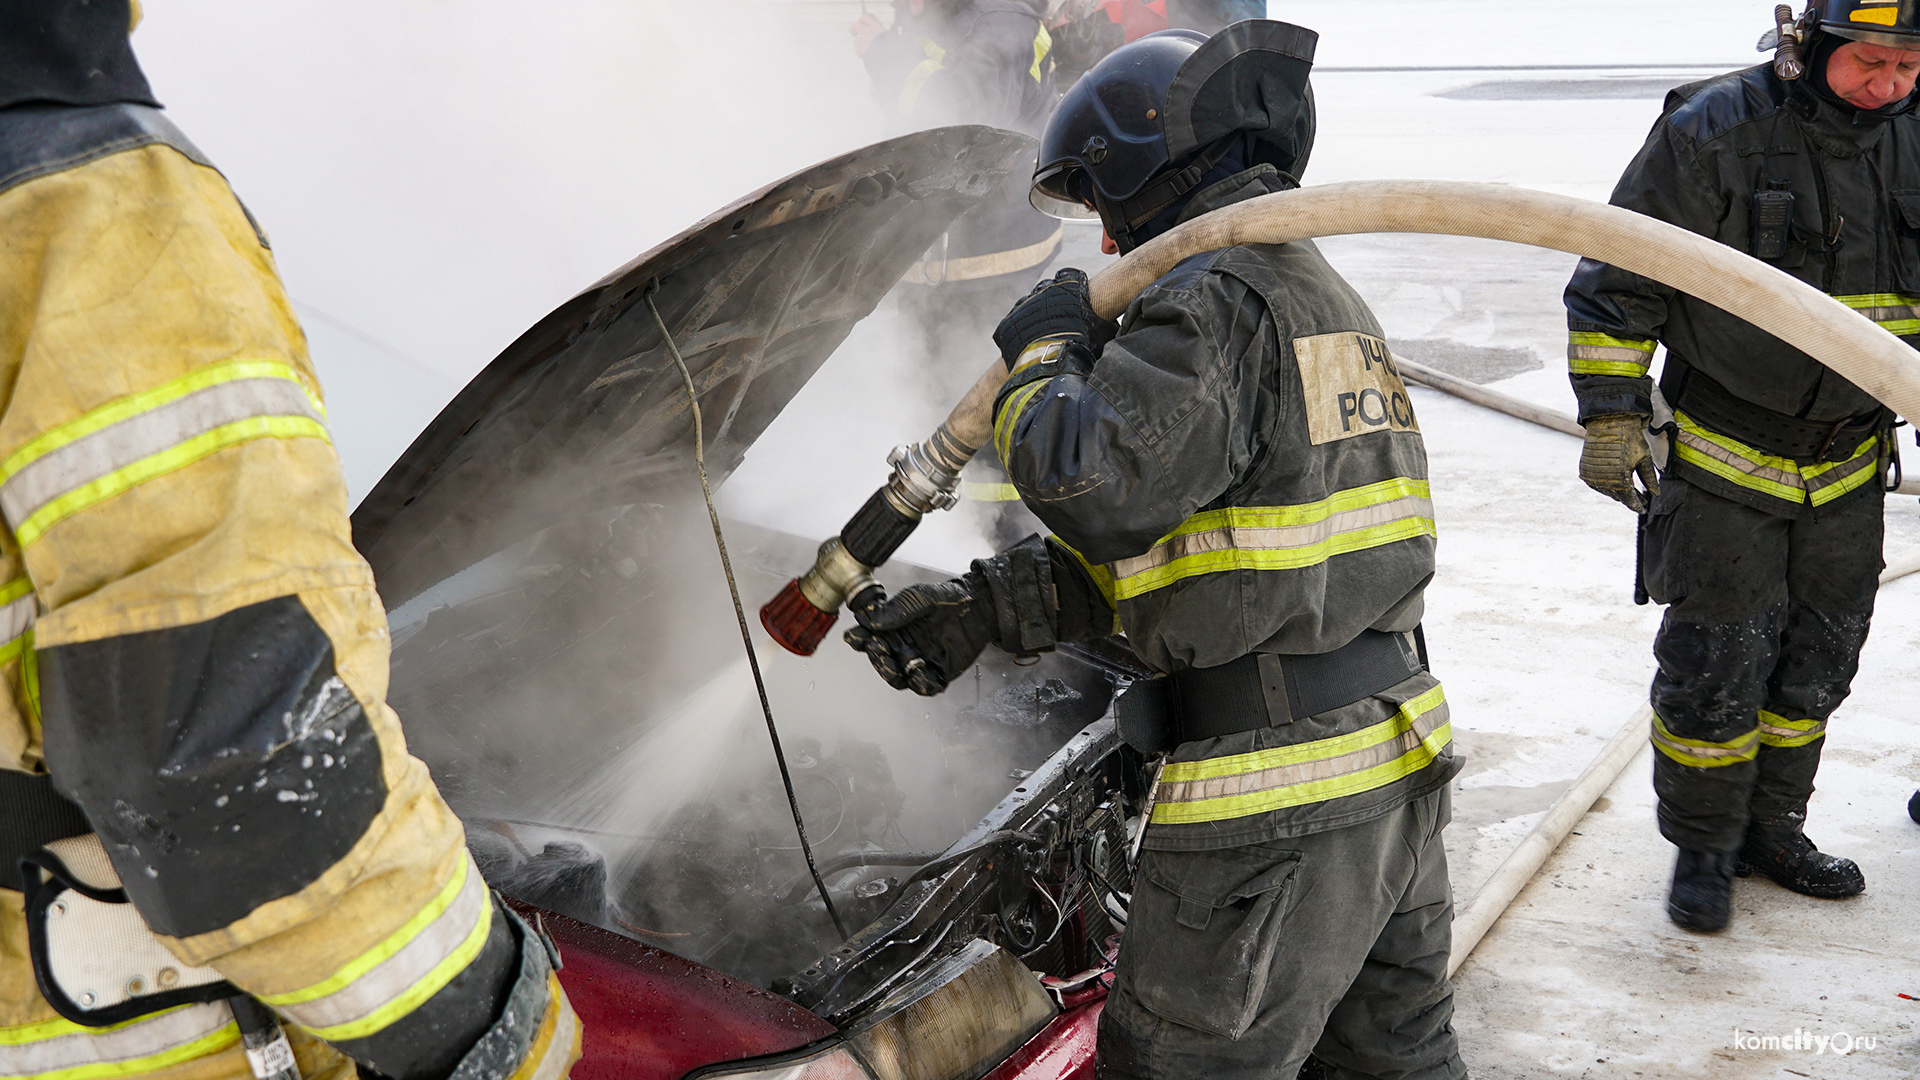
top-left (1823, 23), bottom-right (1920, 48)
top-left (1030, 162), bottom-right (1101, 220)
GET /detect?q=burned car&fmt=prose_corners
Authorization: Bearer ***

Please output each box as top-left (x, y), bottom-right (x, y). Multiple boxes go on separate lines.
top-left (349, 127), bottom-right (1154, 1080)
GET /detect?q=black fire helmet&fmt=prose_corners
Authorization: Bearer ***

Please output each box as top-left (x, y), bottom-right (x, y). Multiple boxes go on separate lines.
top-left (1028, 20), bottom-right (1317, 243)
top-left (1806, 0), bottom-right (1920, 50)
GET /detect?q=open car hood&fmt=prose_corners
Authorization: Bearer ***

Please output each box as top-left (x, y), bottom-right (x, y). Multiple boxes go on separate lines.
top-left (353, 125), bottom-right (1032, 608)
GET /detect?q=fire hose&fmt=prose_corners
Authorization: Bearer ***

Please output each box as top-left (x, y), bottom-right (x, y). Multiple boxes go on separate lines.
top-left (761, 179), bottom-right (1920, 653)
top-left (756, 178), bottom-right (1920, 976)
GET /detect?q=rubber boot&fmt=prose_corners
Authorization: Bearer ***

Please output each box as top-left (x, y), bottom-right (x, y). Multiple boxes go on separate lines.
top-left (1909, 790), bottom-right (1920, 825)
top-left (1667, 848), bottom-right (1737, 932)
top-left (1736, 816), bottom-right (1865, 898)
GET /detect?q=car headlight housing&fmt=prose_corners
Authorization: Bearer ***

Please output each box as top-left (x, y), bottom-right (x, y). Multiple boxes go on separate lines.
top-left (682, 1041), bottom-right (872, 1080)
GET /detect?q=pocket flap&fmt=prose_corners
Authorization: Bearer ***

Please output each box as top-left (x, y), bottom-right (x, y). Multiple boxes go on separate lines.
top-left (1145, 846), bottom-right (1301, 930)
top-left (1892, 191), bottom-right (1920, 229)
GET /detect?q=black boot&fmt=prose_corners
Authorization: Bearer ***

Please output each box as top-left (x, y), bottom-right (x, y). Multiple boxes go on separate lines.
top-left (1667, 848), bottom-right (1737, 931)
top-left (1909, 790), bottom-right (1920, 825)
top-left (1737, 821), bottom-right (1865, 898)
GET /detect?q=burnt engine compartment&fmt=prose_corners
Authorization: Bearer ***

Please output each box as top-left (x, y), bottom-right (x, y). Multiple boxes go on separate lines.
top-left (388, 501), bottom-right (1153, 996)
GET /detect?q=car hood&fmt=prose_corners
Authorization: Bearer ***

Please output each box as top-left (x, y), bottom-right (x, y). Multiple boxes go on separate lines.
top-left (352, 125), bottom-right (1033, 609)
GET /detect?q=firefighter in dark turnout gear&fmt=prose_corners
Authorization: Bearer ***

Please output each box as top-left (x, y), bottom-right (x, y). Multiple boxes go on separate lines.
top-left (849, 24), bottom-right (1466, 1080)
top-left (1563, 0), bottom-right (1918, 931)
top-left (0, 6), bottom-right (579, 1079)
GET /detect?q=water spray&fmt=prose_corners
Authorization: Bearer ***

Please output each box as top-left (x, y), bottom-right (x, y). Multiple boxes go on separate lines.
top-left (645, 285), bottom-right (849, 939)
top-left (759, 179), bottom-right (1920, 657)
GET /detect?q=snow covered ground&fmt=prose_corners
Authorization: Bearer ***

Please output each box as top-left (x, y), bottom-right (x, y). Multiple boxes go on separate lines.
top-left (128, 1), bottom-right (1918, 1073)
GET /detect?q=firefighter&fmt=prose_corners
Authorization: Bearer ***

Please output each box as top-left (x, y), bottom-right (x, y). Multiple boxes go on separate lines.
top-left (854, 0), bottom-right (1064, 545)
top-left (1563, 0), bottom-right (1915, 932)
top-left (0, 5), bottom-right (580, 1079)
top-left (847, 23), bottom-right (1466, 1080)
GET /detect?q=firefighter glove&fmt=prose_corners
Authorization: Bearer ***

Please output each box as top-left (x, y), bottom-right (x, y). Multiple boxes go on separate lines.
top-left (993, 268), bottom-right (1116, 371)
top-left (845, 536), bottom-right (1063, 696)
top-left (1580, 412), bottom-right (1659, 513)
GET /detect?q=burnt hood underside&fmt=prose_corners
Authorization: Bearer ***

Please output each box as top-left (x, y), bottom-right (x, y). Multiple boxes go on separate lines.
top-left (352, 125), bottom-right (1034, 608)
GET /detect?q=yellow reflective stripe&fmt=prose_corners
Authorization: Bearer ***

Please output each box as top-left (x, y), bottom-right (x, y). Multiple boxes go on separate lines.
top-left (508, 977), bottom-right (580, 1080)
top-left (1651, 711), bottom-right (1759, 768)
top-left (20, 633), bottom-right (40, 729)
top-left (959, 481), bottom-right (1021, 502)
top-left (13, 415), bottom-right (329, 548)
top-left (1804, 434), bottom-right (1880, 506)
top-left (1030, 25), bottom-right (1052, 83)
top-left (267, 857), bottom-right (493, 1042)
top-left (1567, 331), bottom-right (1656, 377)
top-left (993, 380), bottom-right (1048, 468)
top-left (897, 39), bottom-right (948, 113)
top-left (0, 359), bottom-right (330, 547)
top-left (1151, 685), bottom-right (1450, 824)
top-left (1108, 478), bottom-right (1435, 602)
top-left (0, 1003), bottom-right (238, 1080)
top-left (1758, 711), bottom-right (1827, 748)
top-left (0, 575), bottom-right (35, 654)
top-left (1051, 536), bottom-right (1119, 632)
top-left (1834, 292), bottom-right (1920, 334)
top-left (1671, 411), bottom-right (1805, 502)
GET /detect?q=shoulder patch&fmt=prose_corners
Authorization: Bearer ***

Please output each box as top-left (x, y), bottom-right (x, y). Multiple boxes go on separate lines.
top-left (1294, 333), bottom-right (1420, 445)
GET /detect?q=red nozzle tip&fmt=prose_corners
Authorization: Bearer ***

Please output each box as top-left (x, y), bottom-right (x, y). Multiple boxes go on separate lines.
top-left (760, 577), bottom-right (838, 656)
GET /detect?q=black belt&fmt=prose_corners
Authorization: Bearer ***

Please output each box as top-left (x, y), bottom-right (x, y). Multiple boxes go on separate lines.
top-left (0, 771), bottom-right (89, 892)
top-left (1664, 359), bottom-right (1887, 463)
top-left (1166, 627), bottom-right (1428, 743)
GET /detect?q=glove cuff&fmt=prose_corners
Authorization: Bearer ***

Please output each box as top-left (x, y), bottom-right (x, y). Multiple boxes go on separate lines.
top-left (973, 535), bottom-right (1058, 655)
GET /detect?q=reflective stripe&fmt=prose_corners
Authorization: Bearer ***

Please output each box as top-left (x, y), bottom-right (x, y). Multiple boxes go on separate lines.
top-left (1151, 684), bottom-right (1451, 824)
top-left (1567, 331), bottom-right (1657, 377)
top-left (1051, 537), bottom-right (1120, 633)
top-left (1651, 711), bottom-right (1759, 768)
top-left (1107, 478), bottom-right (1435, 602)
top-left (0, 360), bottom-right (328, 547)
top-left (1834, 292), bottom-right (1920, 336)
top-left (1803, 434), bottom-right (1881, 506)
top-left (992, 379), bottom-right (1049, 468)
top-left (1030, 26), bottom-right (1052, 83)
top-left (0, 1003), bottom-right (238, 1080)
top-left (897, 39), bottom-right (947, 114)
top-left (1758, 711), bottom-right (1827, 748)
top-left (959, 481), bottom-right (1021, 502)
top-left (0, 576), bottom-right (34, 666)
top-left (1672, 410), bottom-right (1880, 507)
top-left (510, 976), bottom-right (581, 1080)
top-left (264, 855), bottom-right (492, 1041)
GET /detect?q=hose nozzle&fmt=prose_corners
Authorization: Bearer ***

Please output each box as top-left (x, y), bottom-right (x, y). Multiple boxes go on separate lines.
top-left (760, 537), bottom-right (881, 655)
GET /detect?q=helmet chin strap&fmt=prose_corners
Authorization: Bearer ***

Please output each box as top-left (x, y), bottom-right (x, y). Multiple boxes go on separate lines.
top-left (1095, 137), bottom-right (1241, 253)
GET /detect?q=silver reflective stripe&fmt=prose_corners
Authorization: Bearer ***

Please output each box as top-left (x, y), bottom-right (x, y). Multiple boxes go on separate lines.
top-left (1672, 428), bottom-right (1803, 490)
top-left (0, 590), bottom-right (33, 645)
top-left (1759, 718), bottom-right (1826, 739)
top-left (1805, 451), bottom-right (1877, 493)
top-left (1568, 343), bottom-right (1653, 364)
top-left (1652, 723), bottom-right (1759, 759)
top-left (273, 858), bottom-right (490, 1033)
top-left (1108, 495), bottom-right (1435, 581)
top-left (527, 997), bottom-right (580, 1080)
top-left (0, 378), bottom-right (322, 530)
top-left (0, 1003), bottom-right (234, 1078)
top-left (1154, 700), bottom-right (1449, 806)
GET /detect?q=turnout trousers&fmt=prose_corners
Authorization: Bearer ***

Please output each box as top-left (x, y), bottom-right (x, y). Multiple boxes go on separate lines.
top-left (1096, 787), bottom-right (1465, 1080)
top-left (1641, 474), bottom-right (1884, 853)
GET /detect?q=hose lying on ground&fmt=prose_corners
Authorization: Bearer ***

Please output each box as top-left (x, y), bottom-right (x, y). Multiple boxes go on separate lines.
top-left (762, 180), bottom-right (1920, 654)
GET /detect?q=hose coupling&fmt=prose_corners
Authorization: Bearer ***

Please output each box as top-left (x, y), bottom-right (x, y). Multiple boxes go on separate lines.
top-left (883, 433), bottom-right (967, 516)
top-left (796, 537), bottom-right (878, 614)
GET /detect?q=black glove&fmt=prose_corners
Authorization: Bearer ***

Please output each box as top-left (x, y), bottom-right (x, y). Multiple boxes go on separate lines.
top-left (992, 268), bottom-right (1117, 371)
top-left (845, 536), bottom-right (1079, 697)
